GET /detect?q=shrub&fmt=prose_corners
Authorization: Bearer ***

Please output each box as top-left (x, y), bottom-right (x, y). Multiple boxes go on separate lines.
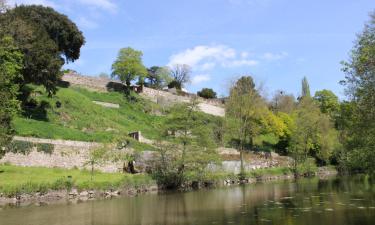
top-left (197, 88), bottom-right (217, 99)
top-left (36, 143), bottom-right (54, 154)
top-left (167, 80), bottom-right (182, 90)
top-left (7, 140), bottom-right (33, 155)
top-left (296, 157), bottom-right (318, 176)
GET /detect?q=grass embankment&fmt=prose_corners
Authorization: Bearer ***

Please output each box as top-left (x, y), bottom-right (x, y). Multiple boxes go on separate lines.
top-left (0, 165), bottom-right (297, 197)
top-left (0, 165), bottom-right (155, 197)
top-left (13, 85), bottom-right (164, 143)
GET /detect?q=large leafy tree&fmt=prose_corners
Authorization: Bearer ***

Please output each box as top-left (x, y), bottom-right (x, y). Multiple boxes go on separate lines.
top-left (289, 97), bottom-right (339, 174)
top-left (314, 89), bottom-right (339, 117)
top-left (111, 47), bottom-right (147, 90)
top-left (0, 5), bottom-right (85, 96)
top-left (225, 76), bottom-right (268, 176)
top-left (340, 11), bottom-right (375, 173)
top-left (145, 66), bottom-right (172, 89)
top-left (151, 100), bottom-right (218, 188)
top-left (0, 36), bottom-right (23, 154)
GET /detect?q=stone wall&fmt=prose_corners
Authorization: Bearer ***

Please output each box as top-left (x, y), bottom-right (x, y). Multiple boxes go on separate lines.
top-left (1, 137), bottom-right (291, 174)
top-left (0, 137), bottom-right (122, 173)
top-left (62, 73), bottom-right (225, 117)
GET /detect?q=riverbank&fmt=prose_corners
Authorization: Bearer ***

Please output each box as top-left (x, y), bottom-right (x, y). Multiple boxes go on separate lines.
top-left (0, 164), bottom-right (337, 207)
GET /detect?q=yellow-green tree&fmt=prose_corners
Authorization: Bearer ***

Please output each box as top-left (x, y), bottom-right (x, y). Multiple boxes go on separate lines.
top-left (111, 47), bottom-right (147, 92)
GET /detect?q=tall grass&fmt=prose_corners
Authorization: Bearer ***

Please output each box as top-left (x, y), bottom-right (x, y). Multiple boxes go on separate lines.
top-left (0, 165), bottom-right (155, 197)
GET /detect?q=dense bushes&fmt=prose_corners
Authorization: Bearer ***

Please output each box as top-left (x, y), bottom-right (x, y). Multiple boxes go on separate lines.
top-left (197, 88), bottom-right (217, 99)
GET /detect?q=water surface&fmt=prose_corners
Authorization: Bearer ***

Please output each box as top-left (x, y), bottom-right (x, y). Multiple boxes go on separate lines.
top-left (1, 176), bottom-right (375, 225)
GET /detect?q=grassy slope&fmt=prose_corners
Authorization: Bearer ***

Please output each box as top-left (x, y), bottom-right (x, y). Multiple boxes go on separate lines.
top-left (0, 165), bottom-right (155, 196)
top-left (13, 86), bottom-right (165, 143)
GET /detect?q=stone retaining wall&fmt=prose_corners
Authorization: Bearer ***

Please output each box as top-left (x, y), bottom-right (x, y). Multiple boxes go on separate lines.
top-left (62, 73), bottom-right (225, 117)
top-left (0, 137), bottom-right (121, 173)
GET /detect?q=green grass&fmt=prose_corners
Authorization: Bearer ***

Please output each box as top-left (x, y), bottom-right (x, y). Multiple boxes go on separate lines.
top-left (0, 165), bottom-right (155, 197)
top-left (13, 86), bottom-right (165, 144)
top-left (246, 167), bottom-right (292, 178)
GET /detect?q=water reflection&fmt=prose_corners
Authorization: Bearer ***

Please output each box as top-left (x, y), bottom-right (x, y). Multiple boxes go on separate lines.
top-left (1, 176), bottom-right (375, 225)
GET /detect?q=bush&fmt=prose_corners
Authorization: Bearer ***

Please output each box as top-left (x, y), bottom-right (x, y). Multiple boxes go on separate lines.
top-left (167, 80), bottom-right (182, 90)
top-left (296, 157), bottom-right (318, 176)
top-left (36, 143), bottom-right (54, 154)
top-left (197, 88), bottom-right (217, 99)
top-left (7, 140), bottom-right (33, 155)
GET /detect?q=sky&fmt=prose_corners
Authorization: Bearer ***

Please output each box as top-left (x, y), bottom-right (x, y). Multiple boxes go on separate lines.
top-left (10, 0), bottom-right (375, 98)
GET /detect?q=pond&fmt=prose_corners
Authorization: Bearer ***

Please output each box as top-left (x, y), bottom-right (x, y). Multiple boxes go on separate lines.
top-left (1, 176), bottom-right (375, 225)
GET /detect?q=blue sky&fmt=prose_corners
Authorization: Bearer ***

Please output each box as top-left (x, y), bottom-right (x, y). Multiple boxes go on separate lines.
top-left (11, 0), bottom-right (375, 98)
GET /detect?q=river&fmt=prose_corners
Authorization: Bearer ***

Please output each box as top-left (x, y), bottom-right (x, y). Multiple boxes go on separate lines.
top-left (1, 176), bottom-right (375, 225)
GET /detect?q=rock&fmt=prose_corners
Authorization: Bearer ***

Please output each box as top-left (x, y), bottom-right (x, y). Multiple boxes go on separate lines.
top-left (149, 185), bottom-right (158, 191)
top-left (69, 189), bottom-right (78, 198)
top-left (88, 190), bottom-right (95, 198)
top-left (79, 191), bottom-right (89, 197)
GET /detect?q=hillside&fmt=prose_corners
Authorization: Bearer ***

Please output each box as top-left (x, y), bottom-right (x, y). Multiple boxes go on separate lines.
top-left (13, 82), bottom-right (223, 145)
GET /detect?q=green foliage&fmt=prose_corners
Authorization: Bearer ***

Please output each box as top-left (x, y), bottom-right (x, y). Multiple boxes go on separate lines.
top-left (0, 5), bottom-right (84, 96)
top-left (0, 164), bottom-right (154, 197)
top-left (288, 98), bottom-right (339, 171)
top-left (145, 66), bottom-right (172, 89)
top-left (36, 143), bottom-right (54, 154)
top-left (7, 140), bottom-right (33, 155)
top-left (150, 100), bottom-right (220, 188)
top-left (246, 167), bottom-right (292, 178)
top-left (295, 157), bottom-right (318, 176)
top-left (314, 89), bottom-right (339, 117)
top-left (225, 76), bottom-right (266, 150)
top-left (340, 12), bottom-right (375, 174)
top-left (13, 86), bottom-right (164, 148)
top-left (85, 146), bottom-right (108, 180)
top-left (197, 88), bottom-right (217, 99)
top-left (111, 47), bottom-right (147, 88)
top-left (167, 80), bottom-right (182, 90)
top-left (301, 76), bottom-right (311, 98)
top-left (0, 36), bottom-right (22, 152)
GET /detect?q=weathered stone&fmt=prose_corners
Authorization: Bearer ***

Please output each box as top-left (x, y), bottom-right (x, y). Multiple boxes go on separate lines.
top-left (69, 189), bottom-right (78, 197)
top-left (79, 191), bottom-right (89, 197)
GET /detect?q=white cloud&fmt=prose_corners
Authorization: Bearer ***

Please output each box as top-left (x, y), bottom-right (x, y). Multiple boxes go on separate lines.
top-left (77, 17), bottom-right (98, 29)
top-left (191, 74), bottom-right (211, 85)
top-left (262, 52), bottom-right (288, 60)
top-left (224, 59), bottom-right (259, 67)
top-left (76, 0), bottom-right (116, 12)
top-left (168, 45), bottom-right (257, 71)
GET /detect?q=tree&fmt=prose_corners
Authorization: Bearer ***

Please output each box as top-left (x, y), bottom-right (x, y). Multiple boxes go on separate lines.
top-left (145, 66), bottom-right (172, 89)
top-left (270, 90), bottom-right (296, 114)
top-left (288, 98), bottom-right (339, 175)
top-left (340, 11), bottom-right (375, 173)
top-left (0, 5), bottom-right (85, 96)
top-left (301, 76), bottom-right (311, 99)
top-left (85, 147), bottom-right (107, 181)
top-left (314, 89), bottom-right (339, 117)
top-left (111, 47), bottom-right (147, 92)
top-left (169, 64), bottom-right (191, 89)
top-left (0, 36), bottom-right (23, 157)
top-left (151, 99), bottom-right (218, 188)
top-left (225, 76), bottom-right (268, 177)
top-left (197, 88), bottom-right (217, 99)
